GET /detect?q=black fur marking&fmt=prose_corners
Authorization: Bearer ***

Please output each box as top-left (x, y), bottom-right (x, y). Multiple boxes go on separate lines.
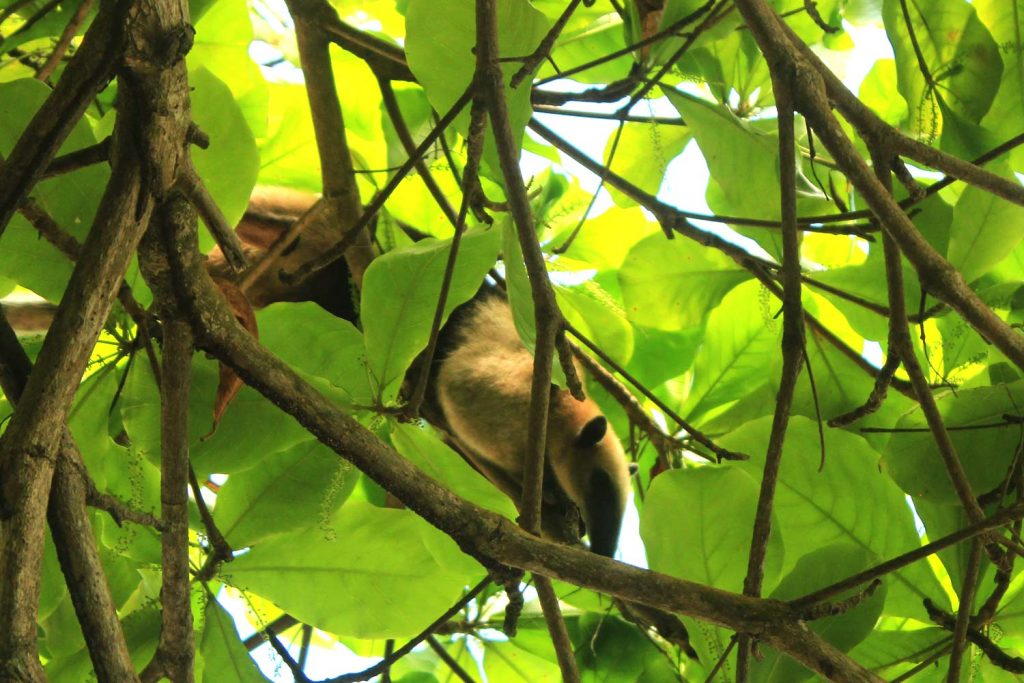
top-left (584, 467), bottom-right (623, 557)
top-left (576, 416), bottom-right (607, 447)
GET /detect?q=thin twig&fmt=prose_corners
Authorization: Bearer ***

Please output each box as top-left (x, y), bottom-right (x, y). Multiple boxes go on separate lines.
top-left (737, 67), bottom-right (803, 682)
top-left (535, 576), bottom-right (581, 683)
top-left (180, 164), bottom-right (247, 272)
top-left (41, 137), bottom-right (111, 178)
top-left (426, 636), bottom-right (477, 683)
top-left (35, 0), bottom-right (95, 81)
top-left (510, 0), bottom-right (582, 88)
top-left (947, 539), bottom-right (983, 682)
top-left (790, 501), bottom-right (1024, 609)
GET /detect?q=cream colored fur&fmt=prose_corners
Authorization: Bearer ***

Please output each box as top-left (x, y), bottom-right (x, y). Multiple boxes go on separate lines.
top-left (436, 296), bottom-right (631, 554)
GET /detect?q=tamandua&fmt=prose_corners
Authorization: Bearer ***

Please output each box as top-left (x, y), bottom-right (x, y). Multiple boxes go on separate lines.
top-left (430, 293), bottom-right (631, 557)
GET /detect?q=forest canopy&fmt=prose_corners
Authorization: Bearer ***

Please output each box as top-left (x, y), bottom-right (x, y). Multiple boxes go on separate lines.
top-left (1, 0), bottom-right (1024, 681)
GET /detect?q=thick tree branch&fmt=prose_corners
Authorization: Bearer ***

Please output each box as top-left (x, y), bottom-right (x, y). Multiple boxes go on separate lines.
top-left (285, 0), bottom-right (374, 288)
top-left (144, 304), bottom-right (195, 683)
top-left (0, 314), bottom-right (139, 682)
top-left (0, 0), bottom-right (193, 675)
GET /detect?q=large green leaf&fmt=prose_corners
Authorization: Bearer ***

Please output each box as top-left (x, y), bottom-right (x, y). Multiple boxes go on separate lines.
top-left (641, 466), bottom-right (784, 666)
top-left (883, 0), bottom-right (1002, 134)
top-left (226, 503), bottom-right (482, 639)
top-left (0, 0), bottom-right (94, 53)
top-left (257, 82), bottom-right (322, 191)
top-left (663, 88), bottom-right (783, 257)
top-left (677, 31), bottom-right (772, 111)
top-left (405, 0), bottom-right (548, 174)
top-left (751, 544), bottom-right (887, 683)
top-left (846, 626), bottom-right (948, 679)
top-left (258, 302), bottom-right (373, 407)
top-left (881, 381), bottom-right (1024, 503)
top-left (642, 466), bottom-right (782, 593)
top-left (201, 598), bottom-right (271, 683)
top-left (947, 164), bottom-right (1024, 283)
top-left (188, 0), bottom-right (268, 138)
top-left (726, 416), bottom-right (950, 621)
top-left (570, 614), bottom-right (680, 682)
top-left (390, 422), bottom-right (516, 519)
top-left (619, 232), bottom-right (749, 332)
top-left (682, 280), bottom-right (780, 422)
top-left (603, 122), bottom-right (691, 208)
top-left (212, 439), bottom-right (358, 547)
top-left (360, 227), bottom-right (500, 402)
top-left (189, 66), bottom-right (260, 252)
top-left (976, 0), bottom-right (1024, 147)
top-left (120, 353), bottom-right (309, 476)
top-left (539, 12), bottom-right (632, 85)
top-left (0, 78), bottom-right (106, 302)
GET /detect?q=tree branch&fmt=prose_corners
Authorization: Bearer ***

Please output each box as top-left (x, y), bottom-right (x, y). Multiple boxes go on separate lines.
top-left (285, 0), bottom-right (374, 288)
top-left (0, 313), bottom-right (140, 682)
top-left (738, 66), bottom-right (804, 681)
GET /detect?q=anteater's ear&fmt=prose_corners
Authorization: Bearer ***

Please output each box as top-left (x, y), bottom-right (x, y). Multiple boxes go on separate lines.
top-left (576, 416), bottom-right (607, 447)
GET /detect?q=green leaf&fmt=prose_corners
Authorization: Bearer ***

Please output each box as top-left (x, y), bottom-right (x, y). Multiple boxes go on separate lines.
top-left (883, 0), bottom-right (1002, 134)
top-left (751, 544), bottom-right (887, 683)
top-left (642, 466), bottom-right (783, 667)
top-left (189, 0), bottom-right (268, 138)
top-left (678, 31), bottom-right (771, 111)
top-left (947, 166), bottom-right (1024, 283)
top-left (642, 466), bottom-right (783, 592)
top-left (619, 232), bottom-right (749, 331)
top-left (121, 353), bottom-right (309, 476)
top-left (556, 281), bottom-right (634, 365)
top-left (257, 82), bottom-right (322, 191)
top-left (360, 227), bottom-right (500, 402)
top-left (858, 59), bottom-right (909, 126)
top-left (881, 381), bottom-right (1024, 503)
top-left (390, 422), bottom-right (517, 519)
top-left (405, 0), bottom-right (549, 175)
top-left (976, 0), bottom-right (1024, 146)
top-left (570, 614), bottom-right (680, 682)
top-left (258, 302), bottom-right (374, 407)
top-left (227, 503), bottom-right (482, 639)
top-left (549, 206), bottom-right (660, 272)
top-left (0, 0), bottom-right (93, 53)
top-left (603, 122), bottom-right (690, 207)
top-left (683, 280), bottom-right (780, 422)
top-left (540, 13), bottom-right (632, 85)
top-left (189, 66), bottom-right (260, 252)
top-left (0, 78), bottom-right (106, 301)
top-left (726, 416), bottom-right (950, 621)
top-left (479, 635), bottom-right (561, 682)
top-left (201, 598), bottom-right (271, 682)
top-left (212, 439), bottom-right (357, 547)
top-left (662, 88), bottom-right (783, 257)
top-left (846, 626), bottom-right (948, 678)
